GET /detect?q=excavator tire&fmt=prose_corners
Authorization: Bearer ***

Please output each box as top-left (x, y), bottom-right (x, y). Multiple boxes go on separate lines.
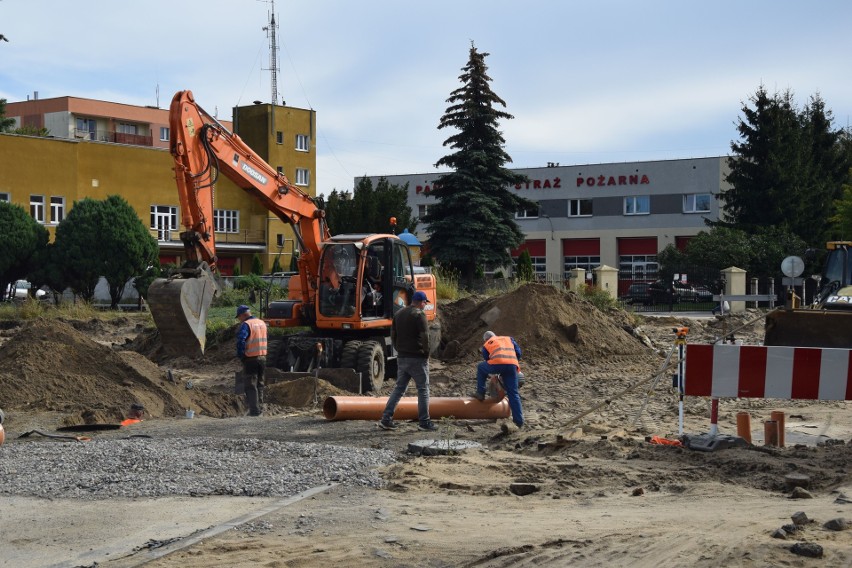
top-left (357, 341), bottom-right (385, 393)
top-left (339, 340), bottom-right (362, 370)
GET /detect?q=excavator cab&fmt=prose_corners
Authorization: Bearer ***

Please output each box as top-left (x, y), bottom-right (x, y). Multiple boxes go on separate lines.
top-left (764, 241), bottom-right (852, 348)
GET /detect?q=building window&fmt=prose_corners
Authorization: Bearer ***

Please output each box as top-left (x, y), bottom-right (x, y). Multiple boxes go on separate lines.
top-left (296, 134), bottom-right (310, 151)
top-left (530, 256), bottom-right (546, 275)
top-left (30, 195), bottom-right (45, 223)
top-left (568, 199), bottom-right (593, 217)
top-left (295, 168), bottom-right (310, 186)
top-left (277, 166), bottom-right (284, 174)
top-left (683, 193), bottom-right (711, 213)
top-left (418, 204), bottom-right (430, 218)
top-left (624, 196), bottom-right (650, 215)
top-left (563, 256), bottom-right (600, 276)
top-left (159, 127), bottom-right (170, 141)
top-left (117, 123), bottom-right (138, 135)
top-left (619, 255), bottom-right (658, 281)
top-left (75, 117), bottom-right (96, 139)
top-left (515, 205), bottom-right (539, 219)
top-left (0, 192), bottom-right (9, 203)
top-left (150, 205), bottom-right (178, 241)
top-left (214, 209), bottom-right (240, 233)
top-left (276, 131), bottom-right (283, 144)
top-left (50, 196), bottom-right (65, 224)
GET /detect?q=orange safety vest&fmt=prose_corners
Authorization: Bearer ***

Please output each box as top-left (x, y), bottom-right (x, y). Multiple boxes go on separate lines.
top-left (484, 336), bottom-right (519, 368)
top-left (244, 317), bottom-right (268, 357)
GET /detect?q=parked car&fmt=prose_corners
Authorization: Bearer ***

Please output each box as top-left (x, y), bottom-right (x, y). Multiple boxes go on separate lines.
top-left (691, 285), bottom-right (714, 302)
top-left (647, 280), bottom-right (698, 304)
top-left (620, 283), bottom-right (651, 305)
top-left (12, 280), bottom-right (47, 301)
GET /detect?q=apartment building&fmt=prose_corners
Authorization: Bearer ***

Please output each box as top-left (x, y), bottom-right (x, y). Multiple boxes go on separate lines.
top-left (1, 94), bottom-right (316, 275)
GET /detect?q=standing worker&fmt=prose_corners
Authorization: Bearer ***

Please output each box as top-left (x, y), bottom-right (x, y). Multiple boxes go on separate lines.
top-left (473, 331), bottom-right (524, 429)
top-left (236, 305), bottom-right (267, 417)
top-left (378, 290), bottom-right (437, 432)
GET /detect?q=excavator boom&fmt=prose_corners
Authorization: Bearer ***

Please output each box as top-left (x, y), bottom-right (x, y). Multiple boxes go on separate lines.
top-left (148, 90), bottom-right (330, 356)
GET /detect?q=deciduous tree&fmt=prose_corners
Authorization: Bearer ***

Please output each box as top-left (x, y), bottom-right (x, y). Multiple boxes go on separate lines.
top-left (0, 201), bottom-right (49, 300)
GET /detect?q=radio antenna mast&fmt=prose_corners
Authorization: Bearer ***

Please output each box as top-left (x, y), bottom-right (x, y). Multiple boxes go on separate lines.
top-left (262, 0), bottom-right (280, 105)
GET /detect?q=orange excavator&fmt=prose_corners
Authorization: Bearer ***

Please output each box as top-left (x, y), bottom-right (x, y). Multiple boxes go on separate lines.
top-left (147, 90), bottom-right (437, 391)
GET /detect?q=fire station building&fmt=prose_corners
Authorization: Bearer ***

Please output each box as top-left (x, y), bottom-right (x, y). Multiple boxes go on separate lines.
top-left (367, 156), bottom-right (730, 283)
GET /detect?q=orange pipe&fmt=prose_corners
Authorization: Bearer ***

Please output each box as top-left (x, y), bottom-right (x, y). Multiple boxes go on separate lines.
top-left (0, 424), bottom-right (4, 447)
top-left (763, 420), bottom-right (779, 447)
top-left (736, 412), bottom-right (752, 444)
top-left (323, 396), bottom-right (511, 421)
top-left (770, 410), bottom-right (786, 448)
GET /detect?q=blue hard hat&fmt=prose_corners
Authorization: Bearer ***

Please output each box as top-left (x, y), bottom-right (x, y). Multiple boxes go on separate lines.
top-left (236, 305), bottom-right (251, 317)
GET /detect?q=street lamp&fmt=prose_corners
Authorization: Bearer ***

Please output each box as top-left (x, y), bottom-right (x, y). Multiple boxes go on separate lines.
top-left (540, 213), bottom-right (555, 240)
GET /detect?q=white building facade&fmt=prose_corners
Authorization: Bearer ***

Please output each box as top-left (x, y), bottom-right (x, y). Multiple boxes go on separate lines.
top-left (366, 156), bottom-right (730, 289)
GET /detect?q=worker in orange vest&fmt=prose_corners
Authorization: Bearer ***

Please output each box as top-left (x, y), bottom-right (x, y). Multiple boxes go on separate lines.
top-left (236, 305), bottom-right (268, 417)
top-left (473, 331), bottom-right (524, 428)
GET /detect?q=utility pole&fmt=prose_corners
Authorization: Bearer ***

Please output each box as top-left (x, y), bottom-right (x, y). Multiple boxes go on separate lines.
top-left (262, 0), bottom-right (280, 106)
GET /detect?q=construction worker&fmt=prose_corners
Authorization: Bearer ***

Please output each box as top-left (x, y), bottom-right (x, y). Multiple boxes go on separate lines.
top-left (236, 305), bottom-right (267, 417)
top-left (473, 330), bottom-right (524, 428)
top-left (378, 290), bottom-right (437, 432)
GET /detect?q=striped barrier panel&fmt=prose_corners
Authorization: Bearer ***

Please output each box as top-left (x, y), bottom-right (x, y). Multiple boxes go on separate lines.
top-left (684, 344), bottom-right (852, 400)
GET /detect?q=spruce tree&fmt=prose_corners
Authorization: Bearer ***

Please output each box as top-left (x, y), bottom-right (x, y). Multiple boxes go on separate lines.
top-left (720, 86), bottom-right (850, 246)
top-left (425, 43), bottom-right (534, 283)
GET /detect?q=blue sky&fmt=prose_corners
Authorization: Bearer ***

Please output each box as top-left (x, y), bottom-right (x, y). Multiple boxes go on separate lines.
top-left (2, 0), bottom-right (852, 197)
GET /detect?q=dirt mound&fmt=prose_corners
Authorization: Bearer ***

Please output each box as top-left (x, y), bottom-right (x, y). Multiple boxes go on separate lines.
top-left (437, 283), bottom-right (651, 363)
top-left (266, 377), bottom-right (349, 409)
top-left (0, 319), bottom-right (241, 424)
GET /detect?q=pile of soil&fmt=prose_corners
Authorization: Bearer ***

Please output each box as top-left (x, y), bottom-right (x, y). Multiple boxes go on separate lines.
top-left (0, 319), bottom-right (241, 424)
top-left (437, 283), bottom-right (650, 363)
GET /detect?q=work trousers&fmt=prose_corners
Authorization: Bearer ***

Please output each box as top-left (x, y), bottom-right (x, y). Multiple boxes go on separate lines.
top-left (241, 355), bottom-right (266, 415)
top-left (381, 357), bottom-right (430, 424)
top-left (476, 361), bottom-right (524, 427)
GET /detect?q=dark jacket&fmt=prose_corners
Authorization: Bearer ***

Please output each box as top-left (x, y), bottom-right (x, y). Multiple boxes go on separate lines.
top-left (392, 304), bottom-right (430, 358)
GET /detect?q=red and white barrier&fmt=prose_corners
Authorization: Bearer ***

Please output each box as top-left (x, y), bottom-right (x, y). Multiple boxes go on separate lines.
top-left (685, 344), bottom-right (852, 400)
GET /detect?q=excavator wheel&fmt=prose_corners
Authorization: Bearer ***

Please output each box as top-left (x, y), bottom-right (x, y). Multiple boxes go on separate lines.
top-left (357, 341), bottom-right (385, 393)
top-left (339, 340), bottom-right (362, 370)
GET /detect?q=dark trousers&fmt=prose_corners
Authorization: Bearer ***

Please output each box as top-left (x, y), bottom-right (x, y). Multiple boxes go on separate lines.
top-left (241, 356), bottom-right (266, 415)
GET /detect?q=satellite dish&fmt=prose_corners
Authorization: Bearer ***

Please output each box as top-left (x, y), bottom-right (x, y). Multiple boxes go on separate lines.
top-left (781, 256), bottom-right (805, 278)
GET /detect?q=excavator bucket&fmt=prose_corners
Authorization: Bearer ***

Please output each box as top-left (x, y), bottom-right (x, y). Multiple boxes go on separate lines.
top-left (147, 268), bottom-right (219, 357)
top-left (764, 309), bottom-right (852, 348)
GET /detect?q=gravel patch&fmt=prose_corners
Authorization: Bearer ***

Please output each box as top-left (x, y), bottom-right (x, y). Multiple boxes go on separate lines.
top-left (0, 437), bottom-right (396, 499)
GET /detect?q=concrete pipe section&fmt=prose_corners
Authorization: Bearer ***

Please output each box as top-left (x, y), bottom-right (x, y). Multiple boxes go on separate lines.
top-left (322, 396), bottom-right (510, 421)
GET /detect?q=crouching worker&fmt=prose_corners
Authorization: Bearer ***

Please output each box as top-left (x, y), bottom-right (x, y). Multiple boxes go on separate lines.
top-left (473, 330), bottom-right (524, 428)
top-left (236, 305), bottom-right (267, 417)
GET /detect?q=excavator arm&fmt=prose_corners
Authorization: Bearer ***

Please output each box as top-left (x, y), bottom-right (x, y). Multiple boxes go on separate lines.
top-left (148, 90), bottom-right (331, 356)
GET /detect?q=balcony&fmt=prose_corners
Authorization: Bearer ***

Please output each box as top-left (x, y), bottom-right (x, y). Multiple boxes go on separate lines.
top-left (150, 228), bottom-right (267, 246)
top-left (74, 128), bottom-right (153, 147)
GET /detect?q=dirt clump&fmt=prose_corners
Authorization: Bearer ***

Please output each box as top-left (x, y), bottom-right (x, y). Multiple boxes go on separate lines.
top-left (0, 318), bottom-right (240, 424)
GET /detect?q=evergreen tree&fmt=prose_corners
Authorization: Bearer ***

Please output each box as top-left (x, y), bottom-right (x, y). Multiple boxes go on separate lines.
top-left (251, 252), bottom-right (263, 275)
top-left (53, 196), bottom-right (158, 305)
top-left (0, 99), bottom-right (15, 132)
top-left (271, 256), bottom-right (283, 274)
top-left (515, 250), bottom-right (534, 282)
top-left (719, 86), bottom-right (851, 246)
top-left (425, 43), bottom-right (534, 282)
top-left (324, 178), bottom-right (417, 235)
top-left (0, 201), bottom-right (49, 300)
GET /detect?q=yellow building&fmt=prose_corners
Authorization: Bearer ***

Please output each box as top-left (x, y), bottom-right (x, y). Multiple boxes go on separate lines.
top-left (1, 95), bottom-right (316, 275)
